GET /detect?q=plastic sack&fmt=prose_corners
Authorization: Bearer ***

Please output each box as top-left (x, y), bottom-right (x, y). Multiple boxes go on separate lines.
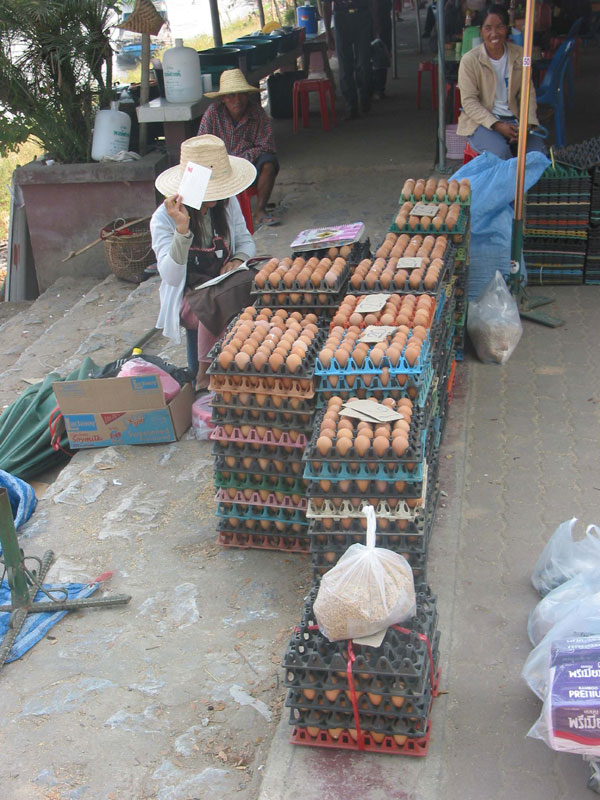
top-left (190, 394), bottom-right (215, 441)
top-left (0, 469), bottom-right (36, 530)
top-left (522, 591), bottom-right (600, 699)
top-left (117, 357), bottom-right (181, 402)
top-left (528, 572), bottom-right (600, 646)
top-left (313, 505), bottom-right (416, 642)
top-left (531, 518), bottom-right (600, 597)
top-left (467, 270), bottom-right (523, 364)
top-left (527, 635), bottom-right (600, 756)
top-left (451, 151), bottom-right (550, 300)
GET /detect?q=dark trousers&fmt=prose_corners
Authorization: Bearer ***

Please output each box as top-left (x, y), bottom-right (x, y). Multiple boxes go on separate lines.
top-left (334, 9), bottom-right (372, 112)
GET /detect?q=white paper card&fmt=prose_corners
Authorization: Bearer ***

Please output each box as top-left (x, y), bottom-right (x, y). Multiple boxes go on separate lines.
top-left (353, 628), bottom-right (387, 648)
top-left (178, 161), bottom-right (212, 210)
top-left (397, 257), bottom-right (424, 270)
top-left (340, 399), bottom-right (404, 423)
top-left (411, 202), bottom-right (438, 217)
top-left (359, 325), bottom-right (396, 343)
top-left (355, 293), bottom-right (389, 313)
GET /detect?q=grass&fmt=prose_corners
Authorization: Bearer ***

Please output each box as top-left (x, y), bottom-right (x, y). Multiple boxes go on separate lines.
top-left (0, 140), bottom-right (42, 240)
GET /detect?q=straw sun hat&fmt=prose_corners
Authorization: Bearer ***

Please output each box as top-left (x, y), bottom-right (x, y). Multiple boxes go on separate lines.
top-left (204, 68), bottom-right (260, 99)
top-left (155, 135), bottom-right (256, 201)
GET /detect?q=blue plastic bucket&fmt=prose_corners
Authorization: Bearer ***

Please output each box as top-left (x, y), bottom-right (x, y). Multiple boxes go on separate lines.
top-left (296, 4), bottom-right (318, 36)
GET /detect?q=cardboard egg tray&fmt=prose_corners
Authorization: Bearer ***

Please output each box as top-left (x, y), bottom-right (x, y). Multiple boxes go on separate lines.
top-left (214, 471), bottom-right (308, 496)
top-left (286, 689), bottom-right (432, 736)
top-left (351, 245), bottom-right (457, 299)
top-left (289, 723), bottom-right (431, 756)
top-left (208, 372), bottom-right (316, 399)
top-left (217, 529), bottom-right (310, 553)
top-left (210, 424), bottom-right (309, 449)
top-left (214, 452), bottom-right (305, 478)
top-left (211, 389), bottom-right (316, 418)
top-left (315, 332), bottom-right (433, 378)
top-left (389, 206), bottom-right (470, 239)
top-left (312, 545), bottom-right (427, 583)
top-left (215, 487), bottom-right (307, 511)
top-left (315, 363), bottom-right (435, 409)
top-left (216, 500), bottom-right (308, 527)
top-left (210, 403), bottom-right (314, 431)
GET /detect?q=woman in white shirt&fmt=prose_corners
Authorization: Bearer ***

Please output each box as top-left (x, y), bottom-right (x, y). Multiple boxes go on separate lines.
top-left (151, 135), bottom-right (257, 389)
top-left (457, 4), bottom-right (545, 159)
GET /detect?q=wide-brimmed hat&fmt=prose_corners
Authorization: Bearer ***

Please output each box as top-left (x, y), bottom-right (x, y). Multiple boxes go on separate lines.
top-left (154, 135), bottom-right (256, 201)
top-left (204, 68), bottom-right (260, 99)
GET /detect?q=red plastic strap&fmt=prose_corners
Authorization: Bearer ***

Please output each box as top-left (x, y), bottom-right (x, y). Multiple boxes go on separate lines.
top-left (91, 571), bottom-right (114, 584)
top-left (48, 406), bottom-right (73, 457)
top-left (346, 640), bottom-right (366, 750)
top-left (393, 626), bottom-right (435, 691)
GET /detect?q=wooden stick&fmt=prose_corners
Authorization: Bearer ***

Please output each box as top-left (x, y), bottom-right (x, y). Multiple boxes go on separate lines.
top-left (62, 215), bottom-right (151, 262)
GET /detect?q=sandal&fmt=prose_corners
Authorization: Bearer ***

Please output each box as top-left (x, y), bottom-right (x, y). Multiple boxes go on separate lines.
top-left (256, 213), bottom-right (281, 227)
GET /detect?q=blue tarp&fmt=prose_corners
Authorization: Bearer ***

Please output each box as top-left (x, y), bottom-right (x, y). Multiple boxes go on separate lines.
top-left (0, 580), bottom-right (99, 663)
top-left (451, 151), bottom-right (551, 300)
top-left (0, 468), bottom-right (37, 530)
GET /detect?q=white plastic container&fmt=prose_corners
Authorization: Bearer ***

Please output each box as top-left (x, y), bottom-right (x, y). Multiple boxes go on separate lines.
top-left (162, 38), bottom-right (203, 104)
top-left (91, 101), bottom-right (131, 161)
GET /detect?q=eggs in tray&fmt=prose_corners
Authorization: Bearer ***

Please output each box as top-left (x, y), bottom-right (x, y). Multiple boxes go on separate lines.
top-left (319, 323), bottom-right (427, 370)
top-left (350, 234), bottom-right (449, 291)
top-left (395, 200), bottom-right (462, 232)
top-left (330, 293), bottom-right (435, 331)
top-left (253, 255), bottom-right (347, 292)
top-left (315, 396), bottom-right (414, 459)
top-left (216, 307), bottom-right (320, 374)
top-left (400, 176), bottom-right (471, 203)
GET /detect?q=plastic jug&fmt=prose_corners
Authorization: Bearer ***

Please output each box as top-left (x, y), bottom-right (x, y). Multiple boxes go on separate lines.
top-left (162, 38), bottom-right (203, 103)
top-left (91, 101), bottom-right (131, 161)
top-left (296, 4), bottom-right (318, 36)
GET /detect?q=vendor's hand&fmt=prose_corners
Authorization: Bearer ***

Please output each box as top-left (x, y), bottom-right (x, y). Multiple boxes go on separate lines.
top-left (164, 194), bottom-right (190, 234)
top-left (326, 30), bottom-right (335, 51)
top-left (220, 258), bottom-right (243, 275)
top-left (493, 121), bottom-right (519, 142)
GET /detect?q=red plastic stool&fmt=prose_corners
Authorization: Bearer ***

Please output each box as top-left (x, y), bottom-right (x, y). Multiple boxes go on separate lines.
top-left (463, 141), bottom-right (479, 164)
top-left (293, 78), bottom-right (337, 132)
top-left (417, 61), bottom-right (438, 109)
top-left (236, 185), bottom-right (258, 234)
top-left (445, 81), bottom-right (461, 123)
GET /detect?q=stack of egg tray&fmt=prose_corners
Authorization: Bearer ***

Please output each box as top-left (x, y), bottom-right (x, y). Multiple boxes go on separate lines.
top-left (585, 168), bottom-right (600, 284)
top-left (523, 236), bottom-right (588, 285)
top-left (553, 137), bottom-right (600, 172)
top-left (293, 240), bottom-right (372, 268)
top-left (283, 584), bottom-right (441, 755)
top-left (389, 207), bottom-right (471, 248)
top-left (208, 327), bottom-right (322, 553)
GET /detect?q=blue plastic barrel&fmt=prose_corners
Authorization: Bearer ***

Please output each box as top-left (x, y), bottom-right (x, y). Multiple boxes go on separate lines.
top-left (296, 4), bottom-right (318, 36)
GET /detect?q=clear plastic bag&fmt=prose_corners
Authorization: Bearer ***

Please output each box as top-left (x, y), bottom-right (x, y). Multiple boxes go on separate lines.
top-left (522, 591), bottom-right (600, 699)
top-left (466, 271), bottom-right (523, 364)
top-left (527, 634), bottom-right (600, 756)
top-left (313, 505), bottom-right (416, 642)
top-left (528, 573), bottom-right (600, 647)
top-left (531, 518), bottom-right (600, 597)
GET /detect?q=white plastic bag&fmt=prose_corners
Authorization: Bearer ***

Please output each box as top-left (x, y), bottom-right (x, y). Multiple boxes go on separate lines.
top-left (313, 505), bottom-right (416, 642)
top-left (522, 591), bottom-right (600, 699)
top-left (528, 573), bottom-right (600, 647)
top-left (531, 519), bottom-right (600, 597)
top-left (527, 634), bottom-right (600, 756)
top-left (466, 270), bottom-right (523, 364)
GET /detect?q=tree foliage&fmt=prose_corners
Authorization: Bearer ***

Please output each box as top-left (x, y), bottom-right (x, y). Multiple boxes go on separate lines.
top-left (0, 0), bottom-right (120, 163)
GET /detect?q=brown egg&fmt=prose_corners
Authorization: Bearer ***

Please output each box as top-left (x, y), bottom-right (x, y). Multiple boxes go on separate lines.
top-left (286, 353), bottom-right (302, 373)
top-left (392, 436), bottom-right (409, 457)
top-left (316, 436), bottom-right (332, 455)
top-left (218, 350), bottom-right (234, 369)
top-left (353, 434), bottom-right (371, 457)
top-left (268, 352), bottom-right (284, 371)
top-left (372, 436), bottom-right (389, 457)
top-left (336, 437), bottom-right (353, 456)
top-left (234, 351), bottom-right (250, 370)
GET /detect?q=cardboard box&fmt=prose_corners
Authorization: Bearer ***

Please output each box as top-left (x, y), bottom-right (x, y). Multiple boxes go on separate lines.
top-left (53, 375), bottom-right (193, 449)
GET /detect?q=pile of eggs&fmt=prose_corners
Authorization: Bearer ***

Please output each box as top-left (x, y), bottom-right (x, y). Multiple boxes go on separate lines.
top-left (330, 293), bottom-right (435, 330)
top-left (395, 201), bottom-right (462, 232)
top-left (314, 396), bottom-right (415, 459)
top-left (319, 324), bottom-right (426, 369)
top-left (254, 255), bottom-right (346, 291)
top-left (351, 235), bottom-right (448, 291)
top-left (216, 307), bottom-right (319, 373)
top-left (375, 233), bottom-right (448, 263)
top-left (400, 176), bottom-right (471, 203)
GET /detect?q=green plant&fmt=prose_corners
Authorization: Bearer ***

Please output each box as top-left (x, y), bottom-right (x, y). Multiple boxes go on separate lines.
top-left (0, 0), bottom-right (120, 163)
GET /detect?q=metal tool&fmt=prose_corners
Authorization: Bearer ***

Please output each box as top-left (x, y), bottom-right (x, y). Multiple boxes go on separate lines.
top-left (0, 488), bottom-right (131, 671)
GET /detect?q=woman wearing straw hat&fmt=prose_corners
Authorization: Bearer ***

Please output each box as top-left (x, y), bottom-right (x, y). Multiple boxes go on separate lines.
top-left (198, 68), bottom-right (280, 227)
top-left (151, 135), bottom-right (257, 390)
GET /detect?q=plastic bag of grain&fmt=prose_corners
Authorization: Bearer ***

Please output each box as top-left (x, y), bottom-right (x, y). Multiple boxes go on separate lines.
top-left (313, 505), bottom-right (416, 642)
top-left (467, 270), bottom-right (523, 364)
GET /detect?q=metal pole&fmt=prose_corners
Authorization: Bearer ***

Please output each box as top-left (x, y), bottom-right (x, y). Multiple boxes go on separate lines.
top-left (511, 0), bottom-right (536, 264)
top-left (209, 0), bottom-right (223, 46)
top-left (436, 0), bottom-right (446, 169)
top-left (257, 0), bottom-right (266, 29)
top-left (392, 4), bottom-right (398, 79)
top-left (415, 0), bottom-right (422, 55)
top-left (0, 489), bottom-right (29, 607)
top-left (138, 33), bottom-right (150, 156)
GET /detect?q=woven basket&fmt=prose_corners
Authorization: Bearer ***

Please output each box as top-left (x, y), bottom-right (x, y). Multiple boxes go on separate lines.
top-left (101, 218), bottom-right (155, 283)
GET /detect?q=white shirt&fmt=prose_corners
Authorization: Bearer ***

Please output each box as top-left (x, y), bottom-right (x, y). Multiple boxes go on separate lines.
top-left (490, 48), bottom-right (513, 119)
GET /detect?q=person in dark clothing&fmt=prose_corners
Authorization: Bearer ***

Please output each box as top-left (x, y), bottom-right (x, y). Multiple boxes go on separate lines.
top-left (372, 0), bottom-right (392, 98)
top-left (323, 0), bottom-right (380, 119)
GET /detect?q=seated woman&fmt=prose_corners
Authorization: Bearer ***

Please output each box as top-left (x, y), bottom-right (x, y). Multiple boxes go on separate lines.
top-left (151, 135), bottom-right (257, 390)
top-left (457, 4), bottom-right (546, 160)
